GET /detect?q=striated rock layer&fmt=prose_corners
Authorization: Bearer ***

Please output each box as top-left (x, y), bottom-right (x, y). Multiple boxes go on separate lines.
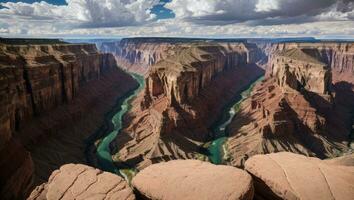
top-left (259, 42), bottom-right (354, 84)
top-left (112, 43), bottom-right (264, 169)
top-left (132, 160), bottom-right (254, 200)
top-left (245, 152), bottom-right (354, 200)
top-left (226, 48), bottom-right (351, 167)
top-left (28, 164), bottom-right (135, 200)
top-left (98, 38), bottom-right (262, 75)
top-left (98, 38), bottom-right (175, 74)
top-left (0, 42), bottom-right (137, 199)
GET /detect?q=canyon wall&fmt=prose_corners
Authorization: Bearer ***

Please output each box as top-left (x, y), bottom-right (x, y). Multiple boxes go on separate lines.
top-left (0, 43), bottom-right (136, 199)
top-left (98, 38), bottom-right (261, 75)
top-left (258, 42), bottom-right (354, 84)
top-left (98, 39), bottom-right (175, 74)
top-left (112, 43), bottom-right (264, 169)
top-left (226, 47), bottom-right (352, 167)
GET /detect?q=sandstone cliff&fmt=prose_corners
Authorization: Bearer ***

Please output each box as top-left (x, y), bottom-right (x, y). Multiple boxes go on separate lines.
top-left (259, 42), bottom-right (354, 84)
top-left (112, 42), bottom-right (264, 169)
top-left (0, 42), bottom-right (137, 199)
top-left (98, 38), bottom-right (175, 74)
top-left (226, 48), bottom-right (351, 167)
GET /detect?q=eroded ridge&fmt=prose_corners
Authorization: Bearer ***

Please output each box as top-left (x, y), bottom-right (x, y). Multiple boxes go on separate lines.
top-left (226, 48), bottom-right (351, 167)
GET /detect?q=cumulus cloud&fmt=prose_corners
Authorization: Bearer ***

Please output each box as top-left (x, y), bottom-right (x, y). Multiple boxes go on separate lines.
top-left (165, 0), bottom-right (353, 25)
top-left (0, 0), bottom-right (353, 38)
top-left (0, 0), bottom-right (159, 28)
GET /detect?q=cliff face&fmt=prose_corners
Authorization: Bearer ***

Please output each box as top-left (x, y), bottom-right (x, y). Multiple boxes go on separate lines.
top-left (260, 42), bottom-right (354, 84)
top-left (98, 38), bottom-right (261, 75)
top-left (0, 43), bottom-right (136, 199)
top-left (226, 48), bottom-right (351, 167)
top-left (113, 43), bottom-right (264, 169)
top-left (99, 39), bottom-right (175, 74)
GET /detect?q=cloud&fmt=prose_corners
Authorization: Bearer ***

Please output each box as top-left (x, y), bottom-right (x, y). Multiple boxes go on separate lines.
top-left (165, 0), bottom-right (353, 25)
top-left (0, 0), bottom-right (353, 38)
top-left (0, 0), bottom-right (159, 28)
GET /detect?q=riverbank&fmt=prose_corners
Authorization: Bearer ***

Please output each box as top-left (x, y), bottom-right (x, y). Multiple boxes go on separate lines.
top-left (206, 76), bottom-right (264, 164)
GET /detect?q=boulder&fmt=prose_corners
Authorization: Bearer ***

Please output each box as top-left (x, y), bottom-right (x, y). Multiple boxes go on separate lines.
top-left (28, 164), bottom-right (135, 200)
top-left (245, 152), bottom-right (354, 200)
top-left (132, 159), bottom-right (254, 200)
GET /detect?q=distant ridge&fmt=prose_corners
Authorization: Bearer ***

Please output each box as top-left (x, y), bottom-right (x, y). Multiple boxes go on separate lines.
top-left (0, 37), bottom-right (67, 45)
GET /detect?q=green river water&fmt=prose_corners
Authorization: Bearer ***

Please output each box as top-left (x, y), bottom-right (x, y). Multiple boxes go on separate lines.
top-left (207, 76), bottom-right (264, 164)
top-left (96, 73), bottom-right (145, 174)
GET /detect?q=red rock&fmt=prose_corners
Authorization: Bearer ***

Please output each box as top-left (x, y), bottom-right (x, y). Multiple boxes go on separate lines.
top-left (245, 152), bottom-right (354, 200)
top-left (112, 43), bottom-right (264, 169)
top-left (28, 164), bottom-right (135, 200)
top-left (0, 42), bottom-right (137, 199)
top-left (226, 48), bottom-right (350, 167)
top-left (132, 160), bottom-right (254, 200)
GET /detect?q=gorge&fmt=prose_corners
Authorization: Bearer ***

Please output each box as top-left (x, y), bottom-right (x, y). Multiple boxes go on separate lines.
top-left (0, 37), bottom-right (353, 200)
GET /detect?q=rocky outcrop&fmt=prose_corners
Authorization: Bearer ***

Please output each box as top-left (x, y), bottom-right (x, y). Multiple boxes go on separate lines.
top-left (0, 42), bottom-right (137, 199)
top-left (226, 48), bottom-right (350, 167)
top-left (28, 164), bottom-right (135, 200)
top-left (269, 48), bottom-right (332, 94)
top-left (245, 152), bottom-right (354, 200)
top-left (113, 43), bottom-right (264, 169)
top-left (261, 42), bottom-right (354, 84)
top-left (132, 160), bottom-right (254, 200)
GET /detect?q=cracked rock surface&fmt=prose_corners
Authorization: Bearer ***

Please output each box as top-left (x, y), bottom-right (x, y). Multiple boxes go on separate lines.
top-left (28, 164), bottom-right (135, 200)
top-left (132, 159), bottom-right (254, 200)
top-left (245, 152), bottom-right (354, 200)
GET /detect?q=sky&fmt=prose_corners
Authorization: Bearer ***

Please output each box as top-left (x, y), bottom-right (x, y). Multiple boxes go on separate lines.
top-left (0, 0), bottom-right (353, 38)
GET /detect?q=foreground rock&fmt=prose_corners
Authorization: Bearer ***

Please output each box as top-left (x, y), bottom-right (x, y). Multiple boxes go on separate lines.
top-left (132, 160), bottom-right (254, 200)
top-left (245, 152), bottom-right (354, 200)
top-left (28, 164), bottom-right (135, 200)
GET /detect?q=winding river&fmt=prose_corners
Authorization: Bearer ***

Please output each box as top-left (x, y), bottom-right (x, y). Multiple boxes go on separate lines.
top-left (207, 76), bottom-right (264, 164)
top-left (94, 73), bottom-right (263, 174)
top-left (96, 73), bottom-right (145, 174)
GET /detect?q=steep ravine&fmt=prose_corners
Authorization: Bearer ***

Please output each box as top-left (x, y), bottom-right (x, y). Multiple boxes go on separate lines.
top-left (206, 76), bottom-right (264, 164)
top-left (92, 74), bottom-right (145, 174)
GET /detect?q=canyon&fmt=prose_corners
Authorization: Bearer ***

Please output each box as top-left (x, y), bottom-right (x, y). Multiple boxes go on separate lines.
top-left (0, 37), bottom-right (353, 200)
top-left (110, 42), bottom-right (264, 170)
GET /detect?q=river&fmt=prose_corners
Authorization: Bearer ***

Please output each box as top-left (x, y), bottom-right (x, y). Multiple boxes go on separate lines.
top-left (207, 76), bottom-right (264, 164)
top-left (94, 73), bottom-right (262, 173)
top-left (96, 73), bottom-right (145, 174)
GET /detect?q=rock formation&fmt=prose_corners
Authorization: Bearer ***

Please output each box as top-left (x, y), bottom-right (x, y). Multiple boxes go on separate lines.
top-left (132, 159), bottom-right (254, 200)
top-left (98, 38), bottom-right (175, 74)
top-left (257, 42), bottom-right (354, 84)
top-left (28, 164), bottom-right (135, 200)
top-left (0, 42), bottom-right (137, 199)
top-left (245, 152), bottom-right (354, 200)
top-left (112, 42), bottom-right (264, 169)
top-left (98, 38), bottom-right (262, 75)
top-left (226, 48), bottom-right (350, 167)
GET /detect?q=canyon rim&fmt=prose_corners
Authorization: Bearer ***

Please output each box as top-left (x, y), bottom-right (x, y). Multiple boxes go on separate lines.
top-left (1, 0), bottom-right (354, 200)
